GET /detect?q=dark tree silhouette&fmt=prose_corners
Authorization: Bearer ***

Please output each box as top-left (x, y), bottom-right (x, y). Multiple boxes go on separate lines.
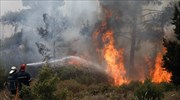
top-left (163, 2), bottom-right (180, 86)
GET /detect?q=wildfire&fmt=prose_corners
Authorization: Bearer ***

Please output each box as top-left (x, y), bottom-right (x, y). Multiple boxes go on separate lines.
top-left (92, 5), bottom-right (128, 86)
top-left (151, 48), bottom-right (172, 83)
top-left (67, 59), bottom-right (81, 65)
top-left (93, 4), bottom-right (171, 85)
top-left (102, 30), bottom-right (128, 85)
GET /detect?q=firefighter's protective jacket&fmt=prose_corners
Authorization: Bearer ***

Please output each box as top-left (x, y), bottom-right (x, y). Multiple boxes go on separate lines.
top-left (16, 71), bottom-right (31, 90)
top-left (8, 71), bottom-right (17, 93)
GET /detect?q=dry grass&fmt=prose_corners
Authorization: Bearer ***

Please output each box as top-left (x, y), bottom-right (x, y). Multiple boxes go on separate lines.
top-left (0, 89), bottom-right (12, 100)
top-left (1, 83), bottom-right (180, 100)
top-left (164, 91), bottom-right (180, 100)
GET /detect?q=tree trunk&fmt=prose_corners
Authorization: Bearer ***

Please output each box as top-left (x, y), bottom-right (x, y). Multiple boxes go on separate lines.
top-left (129, 16), bottom-right (137, 77)
top-left (129, 27), bottom-right (136, 73)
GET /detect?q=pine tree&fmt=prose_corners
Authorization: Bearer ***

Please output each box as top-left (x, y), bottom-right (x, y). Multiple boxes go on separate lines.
top-left (163, 2), bottom-right (180, 86)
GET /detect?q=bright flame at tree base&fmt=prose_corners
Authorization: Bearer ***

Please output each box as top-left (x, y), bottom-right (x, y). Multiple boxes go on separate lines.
top-left (102, 30), bottom-right (128, 86)
top-left (92, 6), bottom-right (171, 86)
top-left (151, 48), bottom-right (172, 83)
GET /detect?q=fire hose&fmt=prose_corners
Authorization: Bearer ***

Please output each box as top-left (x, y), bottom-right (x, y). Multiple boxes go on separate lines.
top-left (15, 87), bottom-right (19, 100)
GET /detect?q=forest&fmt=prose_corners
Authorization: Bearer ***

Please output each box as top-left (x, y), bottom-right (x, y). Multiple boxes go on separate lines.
top-left (0, 0), bottom-right (180, 100)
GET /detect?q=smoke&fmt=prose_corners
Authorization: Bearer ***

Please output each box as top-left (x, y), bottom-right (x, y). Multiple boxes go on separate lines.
top-left (0, 0), bottom-right (102, 68)
top-left (0, 0), bottom-right (176, 81)
top-left (92, 0), bottom-right (175, 80)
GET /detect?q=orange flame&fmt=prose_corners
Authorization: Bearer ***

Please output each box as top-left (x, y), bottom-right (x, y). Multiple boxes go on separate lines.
top-left (151, 48), bottom-right (172, 83)
top-left (93, 4), bottom-right (172, 84)
top-left (101, 30), bottom-right (128, 85)
top-left (92, 6), bottom-right (128, 86)
top-left (67, 59), bottom-right (81, 66)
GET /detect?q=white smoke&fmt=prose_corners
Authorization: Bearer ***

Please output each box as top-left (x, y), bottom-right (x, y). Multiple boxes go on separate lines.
top-left (0, 0), bottom-right (103, 68)
top-left (0, 0), bottom-right (176, 81)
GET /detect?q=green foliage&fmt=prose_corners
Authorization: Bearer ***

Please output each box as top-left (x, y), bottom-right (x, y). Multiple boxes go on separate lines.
top-left (57, 66), bottom-right (80, 80)
top-left (56, 88), bottom-right (73, 100)
top-left (18, 65), bottom-right (110, 99)
top-left (11, 65), bottom-right (180, 100)
top-left (55, 77), bottom-right (113, 99)
top-left (56, 79), bottom-right (86, 99)
top-left (20, 85), bottom-right (34, 100)
top-left (159, 82), bottom-right (175, 92)
top-left (32, 65), bottom-right (59, 100)
top-left (163, 1), bottom-right (180, 86)
top-left (57, 79), bottom-right (85, 94)
top-left (118, 81), bottom-right (142, 92)
top-left (134, 79), bottom-right (164, 100)
top-left (97, 83), bottom-right (113, 94)
top-left (86, 83), bottom-right (113, 95)
top-left (57, 66), bottom-right (108, 85)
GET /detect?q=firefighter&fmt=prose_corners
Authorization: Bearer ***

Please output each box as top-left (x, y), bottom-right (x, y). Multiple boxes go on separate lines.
top-left (8, 66), bottom-right (18, 95)
top-left (16, 64), bottom-right (31, 98)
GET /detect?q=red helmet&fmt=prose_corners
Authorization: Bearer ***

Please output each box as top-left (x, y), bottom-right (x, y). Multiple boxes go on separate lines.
top-left (20, 64), bottom-right (26, 71)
